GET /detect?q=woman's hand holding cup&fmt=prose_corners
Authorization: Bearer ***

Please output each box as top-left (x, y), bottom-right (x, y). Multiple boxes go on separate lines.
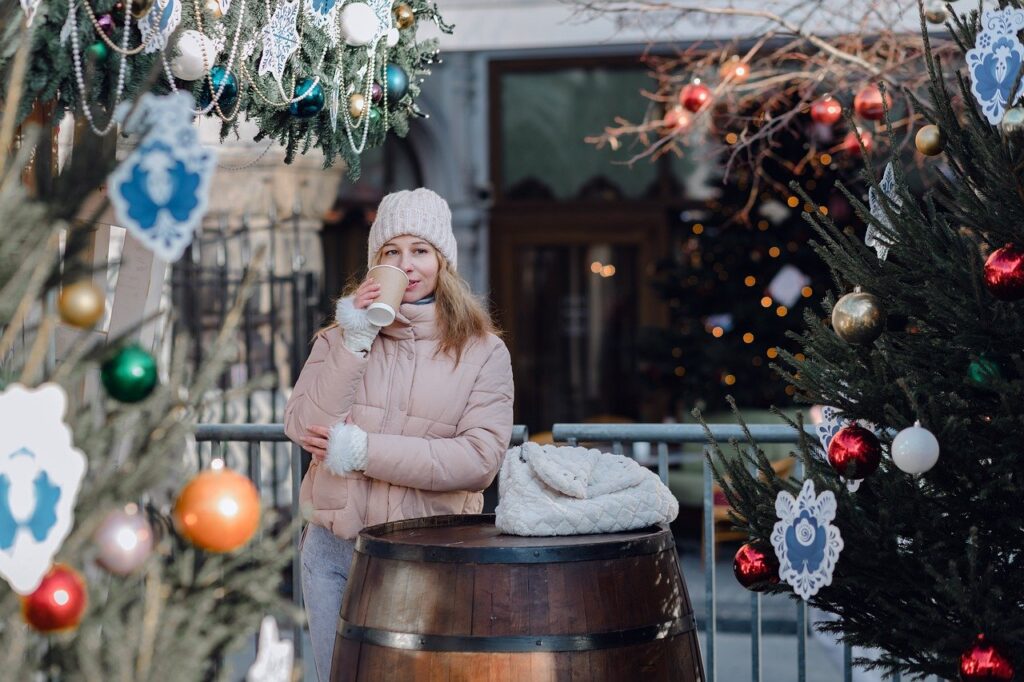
top-left (353, 277), bottom-right (381, 310)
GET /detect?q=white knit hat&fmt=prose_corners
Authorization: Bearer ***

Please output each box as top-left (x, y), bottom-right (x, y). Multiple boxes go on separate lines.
top-left (367, 188), bottom-right (457, 271)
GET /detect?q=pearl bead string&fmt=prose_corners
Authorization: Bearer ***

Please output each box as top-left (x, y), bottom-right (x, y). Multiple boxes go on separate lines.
top-left (159, 0), bottom-right (246, 119)
top-left (79, 0), bottom-right (152, 55)
top-left (338, 45), bottom-right (386, 155)
top-left (68, 0), bottom-right (133, 135)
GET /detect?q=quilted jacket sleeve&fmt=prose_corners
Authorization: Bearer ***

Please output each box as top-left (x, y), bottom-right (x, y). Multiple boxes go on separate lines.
top-left (362, 339), bottom-right (514, 493)
top-left (283, 327), bottom-right (369, 445)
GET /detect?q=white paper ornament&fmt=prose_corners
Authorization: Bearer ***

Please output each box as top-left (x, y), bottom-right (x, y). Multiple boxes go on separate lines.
top-left (139, 0), bottom-right (182, 54)
top-left (0, 384), bottom-right (87, 595)
top-left (246, 616), bottom-right (294, 682)
top-left (891, 421), bottom-right (940, 474)
top-left (169, 30), bottom-right (219, 81)
top-left (866, 162), bottom-right (902, 261)
top-left (770, 479), bottom-right (844, 601)
top-left (21, 0), bottom-right (41, 26)
top-left (966, 8), bottom-right (1024, 125)
top-left (339, 2), bottom-right (381, 46)
top-left (108, 92), bottom-right (216, 262)
top-left (259, 0), bottom-right (301, 83)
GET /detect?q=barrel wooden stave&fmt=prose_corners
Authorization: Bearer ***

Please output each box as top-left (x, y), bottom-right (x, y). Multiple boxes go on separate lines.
top-left (332, 515), bottom-right (704, 682)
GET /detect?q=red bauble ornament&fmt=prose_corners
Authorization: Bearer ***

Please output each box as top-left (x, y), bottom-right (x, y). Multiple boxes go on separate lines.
top-left (983, 243), bottom-right (1024, 301)
top-left (21, 564), bottom-right (88, 633)
top-left (853, 83), bottom-right (893, 121)
top-left (734, 541), bottom-right (780, 590)
top-left (828, 424), bottom-right (882, 479)
top-left (960, 635), bottom-right (1015, 681)
top-left (680, 81), bottom-right (712, 113)
top-left (842, 129), bottom-right (873, 156)
top-left (810, 96), bottom-right (843, 126)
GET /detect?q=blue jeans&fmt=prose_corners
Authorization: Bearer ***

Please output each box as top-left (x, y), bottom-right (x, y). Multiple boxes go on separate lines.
top-left (300, 524), bottom-right (356, 682)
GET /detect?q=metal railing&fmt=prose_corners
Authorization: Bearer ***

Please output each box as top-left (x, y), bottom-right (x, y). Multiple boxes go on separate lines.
top-left (551, 422), bottom-right (906, 682)
top-left (191, 422), bottom-right (529, 667)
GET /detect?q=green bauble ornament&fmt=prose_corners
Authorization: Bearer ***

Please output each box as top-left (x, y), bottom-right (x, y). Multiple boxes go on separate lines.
top-left (87, 41), bottom-right (109, 62)
top-left (101, 345), bottom-right (158, 403)
top-left (199, 66), bottom-right (238, 111)
top-left (367, 106), bottom-right (382, 126)
top-left (385, 64), bottom-right (409, 105)
top-left (968, 355), bottom-right (1002, 388)
top-left (289, 78), bottom-right (325, 118)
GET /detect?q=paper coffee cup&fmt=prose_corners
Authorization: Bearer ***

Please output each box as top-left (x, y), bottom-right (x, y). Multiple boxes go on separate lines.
top-left (365, 265), bottom-right (409, 326)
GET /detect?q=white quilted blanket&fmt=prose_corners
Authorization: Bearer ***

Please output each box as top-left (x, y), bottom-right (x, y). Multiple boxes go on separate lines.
top-left (494, 442), bottom-right (679, 536)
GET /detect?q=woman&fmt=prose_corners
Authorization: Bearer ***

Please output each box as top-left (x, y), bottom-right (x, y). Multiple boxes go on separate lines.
top-left (283, 188), bottom-right (515, 681)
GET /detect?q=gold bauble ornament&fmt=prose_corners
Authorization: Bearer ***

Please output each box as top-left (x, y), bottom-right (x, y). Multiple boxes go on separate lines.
top-left (394, 3), bottom-right (415, 29)
top-left (924, 3), bottom-right (946, 24)
top-left (204, 0), bottom-right (223, 20)
top-left (131, 0), bottom-right (156, 19)
top-left (58, 280), bottom-right (105, 328)
top-left (832, 288), bottom-right (886, 345)
top-left (348, 92), bottom-right (367, 119)
top-left (1000, 107), bottom-right (1024, 135)
top-left (915, 124), bottom-right (944, 156)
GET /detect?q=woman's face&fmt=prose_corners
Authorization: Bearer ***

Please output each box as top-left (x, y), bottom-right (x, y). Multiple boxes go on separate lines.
top-left (377, 234), bottom-right (441, 302)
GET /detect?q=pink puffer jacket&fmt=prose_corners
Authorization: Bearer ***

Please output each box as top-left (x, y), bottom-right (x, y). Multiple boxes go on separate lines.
top-left (284, 301), bottom-right (515, 539)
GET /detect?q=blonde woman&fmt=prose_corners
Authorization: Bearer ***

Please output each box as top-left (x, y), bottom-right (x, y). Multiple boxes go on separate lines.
top-left (283, 188), bottom-right (515, 680)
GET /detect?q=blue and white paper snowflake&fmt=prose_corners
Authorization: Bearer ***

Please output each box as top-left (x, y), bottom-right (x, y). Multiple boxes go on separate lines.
top-left (0, 385), bottom-right (87, 595)
top-left (139, 0), bottom-right (181, 54)
top-left (259, 0), bottom-right (301, 83)
top-left (866, 162), bottom-right (902, 261)
top-left (966, 7), bottom-right (1024, 125)
top-left (108, 92), bottom-right (215, 262)
top-left (770, 479), bottom-right (844, 601)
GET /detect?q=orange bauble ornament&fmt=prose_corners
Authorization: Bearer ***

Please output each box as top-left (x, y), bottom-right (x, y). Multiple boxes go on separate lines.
top-left (174, 462), bottom-right (260, 552)
top-left (719, 57), bottom-right (750, 84)
top-left (21, 564), bottom-right (88, 633)
top-left (853, 83), bottom-right (892, 121)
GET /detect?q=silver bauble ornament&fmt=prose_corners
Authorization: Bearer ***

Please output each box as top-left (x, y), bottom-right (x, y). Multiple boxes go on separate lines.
top-left (924, 2), bottom-right (946, 24)
top-left (891, 421), bottom-right (940, 475)
top-left (94, 505), bottom-right (154, 575)
top-left (831, 288), bottom-right (886, 345)
top-left (1000, 107), bottom-right (1024, 135)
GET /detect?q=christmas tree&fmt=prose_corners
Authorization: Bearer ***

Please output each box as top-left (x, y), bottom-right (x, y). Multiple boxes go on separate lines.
top-left (0, 11), bottom-right (299, 680)
top-left (715, 5), bottom-right (1024, 678)
top-left (639, 108), bottom-right (853, 416)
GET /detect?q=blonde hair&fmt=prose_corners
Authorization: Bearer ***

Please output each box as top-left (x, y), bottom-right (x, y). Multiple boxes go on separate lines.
top-left (315, 250), bottom-right (500, 364)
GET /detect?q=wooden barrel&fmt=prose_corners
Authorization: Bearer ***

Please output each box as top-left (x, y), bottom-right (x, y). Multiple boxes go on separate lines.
top-left (330, 514), bottom-right (704, 681)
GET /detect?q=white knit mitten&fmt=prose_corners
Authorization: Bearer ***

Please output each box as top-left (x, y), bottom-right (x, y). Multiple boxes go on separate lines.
top-left (336, 296), bottom-right (381, 355)
top-left (324, 422), bottom-right (369, 474)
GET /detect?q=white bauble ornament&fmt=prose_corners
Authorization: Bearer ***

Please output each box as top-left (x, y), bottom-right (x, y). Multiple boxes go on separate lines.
top-left (386, 27), bottom-right (399, 47)
top-left (891, 421), bottom-right (940, 474)
top-left (170, 30), bottom-right (219, 81)
top-left (340, 3), bottom-right (380, 46)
